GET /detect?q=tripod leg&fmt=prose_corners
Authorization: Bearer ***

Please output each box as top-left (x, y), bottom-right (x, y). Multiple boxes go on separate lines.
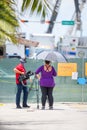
top-left (36, 81), bottom-right (39, 109)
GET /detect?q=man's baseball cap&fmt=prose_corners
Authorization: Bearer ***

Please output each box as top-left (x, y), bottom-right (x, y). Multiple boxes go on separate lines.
top-left (20, 58), bottom-right (26, 63)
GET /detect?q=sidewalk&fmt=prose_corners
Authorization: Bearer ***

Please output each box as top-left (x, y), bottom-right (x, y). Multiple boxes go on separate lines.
top-left (0, 103), bottom-right (87, 130)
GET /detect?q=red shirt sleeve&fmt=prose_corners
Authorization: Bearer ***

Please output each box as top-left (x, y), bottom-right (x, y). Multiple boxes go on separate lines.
top-left (15, 64), bottom-right (26, 84)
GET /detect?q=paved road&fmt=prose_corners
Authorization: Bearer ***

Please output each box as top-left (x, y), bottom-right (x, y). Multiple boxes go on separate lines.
top-left (0, 103), bottom-right (87, 130)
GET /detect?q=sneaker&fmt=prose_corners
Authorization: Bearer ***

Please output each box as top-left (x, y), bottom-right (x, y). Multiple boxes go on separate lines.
top-left (16, 106), bottom-right (22, 109)
top-left (41, 106), bottom-right (45, 110)
top-left (49, 106), bottom-right (53, 110)
top-left (23, 105), bottom-right (30, 108)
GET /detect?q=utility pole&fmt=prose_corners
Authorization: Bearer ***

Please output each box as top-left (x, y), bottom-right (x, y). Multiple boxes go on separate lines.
top-left (74, 0), bottom-right (81, 22)
top-left (74, 0), bottom-right (82, 32)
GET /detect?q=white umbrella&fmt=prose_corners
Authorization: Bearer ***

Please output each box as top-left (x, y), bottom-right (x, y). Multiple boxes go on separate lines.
top-left (36, 50), bottom-right (67, 62)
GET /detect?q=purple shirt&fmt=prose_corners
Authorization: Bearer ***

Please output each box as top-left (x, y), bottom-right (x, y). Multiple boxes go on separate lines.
top-left (35, 65), bottom-right (57, 87)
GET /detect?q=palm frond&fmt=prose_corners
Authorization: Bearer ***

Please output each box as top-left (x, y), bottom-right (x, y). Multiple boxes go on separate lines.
top-left (22, 0), bottom-right (54, 18)
top-left (22, 0), bottom-right (31, 11)
top-left (0, 0), bottom-right (19, 44)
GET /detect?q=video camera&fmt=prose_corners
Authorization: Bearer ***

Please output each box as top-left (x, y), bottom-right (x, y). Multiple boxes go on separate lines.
top-left (18, 71), bottom-right (34, 82)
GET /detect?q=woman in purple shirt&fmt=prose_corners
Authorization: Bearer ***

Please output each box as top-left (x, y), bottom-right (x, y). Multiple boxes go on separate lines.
top-left (35, 60), bottom-right (57, 110)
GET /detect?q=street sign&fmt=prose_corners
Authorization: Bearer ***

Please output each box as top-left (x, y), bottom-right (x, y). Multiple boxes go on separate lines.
top-left (62, 20), bottom-right (75, 25)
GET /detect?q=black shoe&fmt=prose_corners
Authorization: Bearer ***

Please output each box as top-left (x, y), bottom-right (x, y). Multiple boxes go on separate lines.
top-left (16, 106), bottom-right (22, 109)
top-left (23, 105), bottom-right (30, 108)
top-left (49, 106), bottom-right (53, 110)
top-left (41, 106), bottom-right (45, 110)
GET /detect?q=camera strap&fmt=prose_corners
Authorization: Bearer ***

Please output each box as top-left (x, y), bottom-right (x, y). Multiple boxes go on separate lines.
top-left (21, 81), bottom-right (27, 87)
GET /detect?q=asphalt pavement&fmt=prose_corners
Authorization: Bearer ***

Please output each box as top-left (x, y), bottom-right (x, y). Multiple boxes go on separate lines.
top-left (0, 103), bottom-right (87, 130)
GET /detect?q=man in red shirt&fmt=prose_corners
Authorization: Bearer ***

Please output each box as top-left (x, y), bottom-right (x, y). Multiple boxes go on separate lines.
top-left (13, 58), bottom-right (30, 109)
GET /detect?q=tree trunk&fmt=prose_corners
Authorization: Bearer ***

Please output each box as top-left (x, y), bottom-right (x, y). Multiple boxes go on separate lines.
top-left (46, 0), bottom-right (61, 33)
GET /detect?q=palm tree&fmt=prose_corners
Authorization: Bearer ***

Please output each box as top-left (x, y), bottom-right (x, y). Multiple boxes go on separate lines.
top-left (21, 0), bottom-right (60, 33)
top-left (0, 0), bottom-right (19, 44)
